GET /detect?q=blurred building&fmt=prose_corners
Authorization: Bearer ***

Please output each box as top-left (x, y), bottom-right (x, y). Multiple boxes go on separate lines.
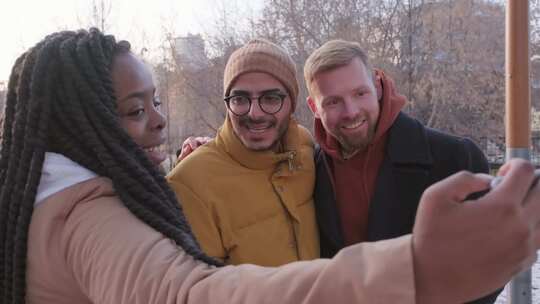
top-left (398, 0), bottom-right (504, 74)
top-left (174, 34), bottom-right (209, 71)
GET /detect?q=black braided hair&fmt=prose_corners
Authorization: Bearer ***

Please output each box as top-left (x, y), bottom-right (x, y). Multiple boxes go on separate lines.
top-left (0, 28), bottom-right (221, 304)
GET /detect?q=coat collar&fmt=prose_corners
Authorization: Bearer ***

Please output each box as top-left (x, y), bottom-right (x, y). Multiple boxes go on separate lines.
top-left (366, 112), bottom-right (435, 242)
top-left (215, 116), bottom-right (306, 171)
top-left (386, 112), bottom-right (433, 166)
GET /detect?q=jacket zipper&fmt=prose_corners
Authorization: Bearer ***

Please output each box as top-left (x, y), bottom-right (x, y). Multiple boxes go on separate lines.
top-left (273, 152), bottom-right (301, 259)
top-left (287, 151), bottom-right (296, 172)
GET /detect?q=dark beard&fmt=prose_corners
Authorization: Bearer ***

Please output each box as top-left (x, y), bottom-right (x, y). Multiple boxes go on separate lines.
top-left (237, 115), bottom-right (289, 152)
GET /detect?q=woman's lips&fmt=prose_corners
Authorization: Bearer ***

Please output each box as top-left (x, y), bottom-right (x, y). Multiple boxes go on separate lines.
top-left (143, 144), bottom-right (167, 165)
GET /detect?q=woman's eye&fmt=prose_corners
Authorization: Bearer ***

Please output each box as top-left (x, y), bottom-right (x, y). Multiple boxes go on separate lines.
top-left (128, 109), bottom-right (145, 117)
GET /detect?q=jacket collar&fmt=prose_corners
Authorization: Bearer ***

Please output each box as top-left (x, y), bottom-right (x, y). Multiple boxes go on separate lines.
top-left (386, 112), bottom-right (433, 166)
top-left (215, 116), bottom-right (305, 170)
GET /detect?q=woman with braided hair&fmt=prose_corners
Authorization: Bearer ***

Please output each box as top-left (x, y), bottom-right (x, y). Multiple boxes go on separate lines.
top-left (0, 28), bottom-right (218, 302)
top-left (2, 28), bottom-right (540, 304)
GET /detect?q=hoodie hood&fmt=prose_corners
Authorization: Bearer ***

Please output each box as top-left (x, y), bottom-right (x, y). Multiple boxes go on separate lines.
top-left (35, 152), bottom-right (98, 206)
top-left (315, 69), bottom-right (406, 160)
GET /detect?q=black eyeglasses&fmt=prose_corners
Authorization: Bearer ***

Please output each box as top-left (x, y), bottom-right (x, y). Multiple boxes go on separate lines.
top-left (224, 92), bottom-right (288, 116)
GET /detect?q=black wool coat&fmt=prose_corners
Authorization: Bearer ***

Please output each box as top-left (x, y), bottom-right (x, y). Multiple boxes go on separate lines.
top-left (314, 112), bottom-right (499, 304)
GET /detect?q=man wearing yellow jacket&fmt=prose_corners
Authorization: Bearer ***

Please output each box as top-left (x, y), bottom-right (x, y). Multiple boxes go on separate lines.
top-left (167, 39), bottom-right (319, 266)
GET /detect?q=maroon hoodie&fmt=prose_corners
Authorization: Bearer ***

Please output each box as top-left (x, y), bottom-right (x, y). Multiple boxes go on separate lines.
top-left (314, 70), bottom-right (406, 245)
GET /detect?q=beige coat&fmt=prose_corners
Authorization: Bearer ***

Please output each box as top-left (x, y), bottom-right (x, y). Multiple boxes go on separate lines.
top-left (167, 119), bottom-right (319, 266)
top-left (26, 177), bottom-right (416, 303)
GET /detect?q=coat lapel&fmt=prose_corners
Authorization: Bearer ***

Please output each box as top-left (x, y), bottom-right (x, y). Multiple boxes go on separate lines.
top-left (367, 113), bottom-right (433, 241)
top-left (313, 146), bottom-right (344, 256)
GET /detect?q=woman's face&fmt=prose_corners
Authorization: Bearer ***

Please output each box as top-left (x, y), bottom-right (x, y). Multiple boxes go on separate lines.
top-left (111, 52), bottom-right (167, 166)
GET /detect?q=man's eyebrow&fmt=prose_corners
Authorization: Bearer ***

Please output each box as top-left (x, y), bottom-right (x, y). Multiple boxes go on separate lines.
top-left (354, 85), bottom-right (372, 91)
top-left (229, 89), bottom-right (250, 96)
top-left (322, 95), bottom-right (343, 103)
top-left (229, 88), bottom-right (285, 96)
top-left (260, 88), bottom-right (285, 95)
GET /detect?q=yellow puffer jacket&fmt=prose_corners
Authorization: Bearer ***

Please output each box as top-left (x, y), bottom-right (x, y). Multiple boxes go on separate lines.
top-left (167, 118), bottom-right (319, 266)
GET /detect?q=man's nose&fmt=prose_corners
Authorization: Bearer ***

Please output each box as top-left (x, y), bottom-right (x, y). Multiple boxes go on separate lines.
top-left (342, 98), bottom-right (360, 119)
top-left (247, 98), bottom-right (266, 118)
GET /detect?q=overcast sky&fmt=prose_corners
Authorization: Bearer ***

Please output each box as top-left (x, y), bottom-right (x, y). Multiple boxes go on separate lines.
top-left (0, 0), bottom-right (264, 81)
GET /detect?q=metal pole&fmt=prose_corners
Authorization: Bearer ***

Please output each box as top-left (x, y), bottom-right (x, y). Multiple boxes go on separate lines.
top-left (506, 0), bottom-right (531, 303)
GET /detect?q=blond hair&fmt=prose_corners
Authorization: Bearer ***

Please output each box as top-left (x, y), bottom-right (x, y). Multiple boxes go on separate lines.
top-left (304, 40), bottom-right (371, 95)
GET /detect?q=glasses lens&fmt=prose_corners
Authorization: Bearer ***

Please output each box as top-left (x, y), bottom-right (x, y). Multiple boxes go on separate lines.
top-left (228, 95), bottom-right (250, 115)
top-left (259, 93), bottom-right (284, 114)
